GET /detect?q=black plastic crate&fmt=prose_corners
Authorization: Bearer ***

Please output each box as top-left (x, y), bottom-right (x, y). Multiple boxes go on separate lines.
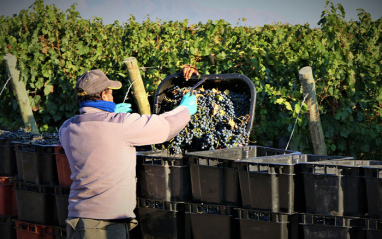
top-left (54, 186), bottom-right (70, 227)
top-left (15, 181), bottom-right (56, 225)
top-left (153, 73), bottom-right (256, 134)
top-left (237, 154), bottom-right (352, 214)
top-left (363, 162), bottom-right (382, 219)
top-left (237, 154), bottom-right (299, 213)
top-left (299, 160), bottom-right (369, 217)
top-left (0, 138), bottom-right (18, 176)
top-left (185, 146), bottom-right (300, 206)
top-left (296, 155), bottom-right (354, 214)
top-left (0, 215), bottom-right (17, 239)
top-left (136, 198), bottom-right (185, 239)
top-left (136, 149), bottom-right (191, 202)
top-left (188, 156), bottom-right (240, 206)
top-left (185, 203), bottom-right (238, 239)
top-left (54, 226), bottom-right (67, 239)
top-left (299, 213), bottom-right (366, 239)
top-left (366, 230), bottom-right (382, 239)
top-left (237, 209), bottom-right (299, 239)
top-left (14, 146), bottom-right (24, 181)
top-left (14, 142), bottom-right (58, 185)
top-left (365, 218), bottom-right (382, 239)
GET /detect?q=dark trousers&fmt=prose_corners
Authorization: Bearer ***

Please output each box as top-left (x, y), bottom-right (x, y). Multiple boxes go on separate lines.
top-left (66, 218), bottom-right (137, 239)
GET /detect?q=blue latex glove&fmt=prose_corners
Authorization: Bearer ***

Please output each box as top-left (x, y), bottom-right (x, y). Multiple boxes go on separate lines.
top-left (115, 103), bottom-right (132, 113)
top-left (180, 92), bottom-right (197, 116)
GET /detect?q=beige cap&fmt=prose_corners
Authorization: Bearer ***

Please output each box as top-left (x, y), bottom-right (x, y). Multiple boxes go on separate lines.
top-left (76, 69), bottom-right (122, 96)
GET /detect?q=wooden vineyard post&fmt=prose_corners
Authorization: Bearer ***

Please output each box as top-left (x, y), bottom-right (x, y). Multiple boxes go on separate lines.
top-left (299, 66), bottom-right (327, 156)
top-left (123, 57), bottom-right (151, 115)
top-left (3, 54), bottom-right (39, 134)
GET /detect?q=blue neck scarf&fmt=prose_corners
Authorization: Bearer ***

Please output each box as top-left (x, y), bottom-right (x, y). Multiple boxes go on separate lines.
top-left (80, 100), bottom-right (116, 113)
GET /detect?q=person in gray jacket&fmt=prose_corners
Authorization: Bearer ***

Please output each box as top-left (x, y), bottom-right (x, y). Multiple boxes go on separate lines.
top-left (59, 69), bottom-right (196, 239)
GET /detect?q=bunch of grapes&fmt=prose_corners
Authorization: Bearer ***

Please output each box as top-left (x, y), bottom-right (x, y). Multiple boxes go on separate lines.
top-left (15, 131), bottom-right (61, 152)
top-left (0, 128), bottom-right (38, 142)
top-left (0, 128), bottom-right (61, 145)
top-left (158, 86), bottom-right (250, 154)
top-left (27, 131), bottom-right (60, 145)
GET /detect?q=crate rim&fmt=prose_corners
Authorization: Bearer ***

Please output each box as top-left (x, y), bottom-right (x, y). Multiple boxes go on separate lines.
top-left (12, 141), bottom-right (61, 147)
top-left (185, 145), bottom-right (301, 164)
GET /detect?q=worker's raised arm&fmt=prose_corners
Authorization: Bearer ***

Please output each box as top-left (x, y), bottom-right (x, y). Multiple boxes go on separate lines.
top-left (121, 91), bottom-right (196, 146)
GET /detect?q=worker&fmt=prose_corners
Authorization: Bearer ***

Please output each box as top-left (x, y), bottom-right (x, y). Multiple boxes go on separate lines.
top-left (59, 69), bottom-right (197, 239)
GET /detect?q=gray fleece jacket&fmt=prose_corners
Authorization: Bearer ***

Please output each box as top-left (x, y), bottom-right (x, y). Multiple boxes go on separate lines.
top-left (59, 105), bottom-right (190, 219)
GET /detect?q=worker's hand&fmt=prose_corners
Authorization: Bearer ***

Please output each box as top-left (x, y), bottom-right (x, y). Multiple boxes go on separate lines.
top-left (181, 65), bottom-right (199, 81)
top-left (180, 92), bottom-right (197, 116)
top-left (115, 103), bottom-right (132, 113)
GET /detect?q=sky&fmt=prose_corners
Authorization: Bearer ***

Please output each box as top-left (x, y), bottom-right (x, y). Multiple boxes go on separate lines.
top-left (1, 0), bottom-right (382, 28)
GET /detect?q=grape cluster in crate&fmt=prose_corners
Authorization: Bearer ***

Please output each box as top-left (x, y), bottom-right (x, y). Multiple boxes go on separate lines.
top-left (157, 86), bottom-right (251, 154)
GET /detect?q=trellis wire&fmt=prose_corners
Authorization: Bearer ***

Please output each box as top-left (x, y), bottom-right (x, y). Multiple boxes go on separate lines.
top-left (122, 66), bottom-right (158, 103)
top-left (285, 92), bottom-right (309, 150)
top-left (0, 76), bottom-right (12, 97)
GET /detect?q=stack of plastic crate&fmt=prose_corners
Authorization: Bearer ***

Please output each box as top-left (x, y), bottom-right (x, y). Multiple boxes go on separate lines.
top-left (235, 153), bottom-right (304, 239)
top-left (52, 144), bottom-right (71, 238)
top-left (13, 141), bottom-right (67, 239)
top-left (135, 149), bottom-right (191, 239)
top-left (363, 162), bottom-right (382, 239)
top-left (298, 159), bottom-right (370, 239)
top-left (0, 134), bottom-right (24, 239)
top-left (184, 145), bottom-right (301, 239)
top-left (0, 175), bottom-right (18, 239)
